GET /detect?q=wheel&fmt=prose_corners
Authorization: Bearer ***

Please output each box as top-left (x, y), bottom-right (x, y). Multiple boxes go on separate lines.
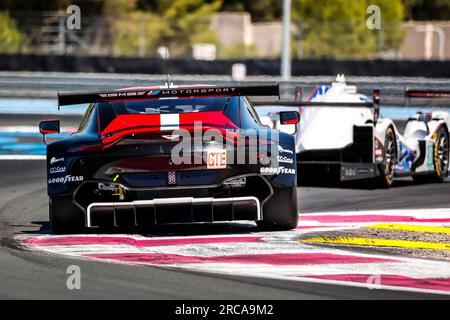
top-left (430, 125), bottom-right (449, 182)
top-left (257, 187), bottom-right (298, 231)
top-left (376, 127), bottom-right (396, 188)
top-left (49, 195), bottom-right (85, 234)
top-left (413, 126), bottom-right (449, 183)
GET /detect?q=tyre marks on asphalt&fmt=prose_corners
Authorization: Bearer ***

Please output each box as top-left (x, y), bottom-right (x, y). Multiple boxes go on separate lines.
top-left (16, 208), bottom-right (450, 296)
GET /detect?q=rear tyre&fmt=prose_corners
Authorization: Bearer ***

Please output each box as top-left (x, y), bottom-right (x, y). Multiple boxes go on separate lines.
top-left (376, 127), bottom-right (396, 188)
top-left (413, 126), bottom-right (449, 183)
top-left (257, 187), bottom-right (298, 231)
top-left (49, 196), bottom-right (85, 234)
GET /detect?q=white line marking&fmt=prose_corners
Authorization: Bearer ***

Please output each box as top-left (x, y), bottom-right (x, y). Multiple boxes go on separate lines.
top-left (0, 126), bottom-right (76, 133)
top-left (0, 155), bottom-right (46, 160)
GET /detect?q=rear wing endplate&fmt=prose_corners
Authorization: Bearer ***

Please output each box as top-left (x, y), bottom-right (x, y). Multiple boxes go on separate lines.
top-left (254, 90), bottom-right (381, 124)
top-left (58, 84), bottom-right (280, 108)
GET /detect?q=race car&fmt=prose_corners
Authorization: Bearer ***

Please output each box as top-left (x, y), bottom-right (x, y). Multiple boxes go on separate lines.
top-left (39, 85), bottom-right (299, 233)
top-left (255, 76), bottom-right (450, 188)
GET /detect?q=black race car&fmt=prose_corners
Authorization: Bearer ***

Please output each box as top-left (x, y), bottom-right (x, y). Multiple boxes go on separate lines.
top-left (39, 85), bottom-right (299, 233)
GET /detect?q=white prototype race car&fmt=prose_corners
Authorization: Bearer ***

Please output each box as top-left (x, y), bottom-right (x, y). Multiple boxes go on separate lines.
top-left (255, 76), bottom-right (450, 188)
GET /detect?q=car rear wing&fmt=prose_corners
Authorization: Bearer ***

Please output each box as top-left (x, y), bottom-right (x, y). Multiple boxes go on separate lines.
top-left (405, 89), bottom-right (450, 99)
top-left (253, 101), bottom-right (374, 107)
top-left (58, 84), bottom-right (280, 109)
top-left (254, 90), bottom-right (381, 123)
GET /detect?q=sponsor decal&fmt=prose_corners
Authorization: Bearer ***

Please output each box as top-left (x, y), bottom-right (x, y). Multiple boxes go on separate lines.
top-left (99, 91), bottom-right (146, 98)
top-left (207, 150), bottom-right (227, 169)
top-left (49, 166), bottom-right (66, 174)
top-left (168, 171), bottom-right (177, 185)
top-left (278, 146), bottom-right (294, 155)
top-left (147, 90), bottom-right (160, 96)
top-left (48, 175), bottom-right (84, 184)
top-left (161, 87), bottom-right (237, 96)
top-left (343, 168), bottom-right (357, 177)
top-left (260, 166), bottom-right (296, 175)
top-left (50, 157), bottom-right (64, 164)
top-left (277, 155), bottom-right (294, 164)
top-left (310, 85), bottom-right (331, 100)
top-left (396, 142), bottom-right (416, 173)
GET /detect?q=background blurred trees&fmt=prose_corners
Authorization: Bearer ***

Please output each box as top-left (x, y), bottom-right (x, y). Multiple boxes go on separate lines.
top-left (0, 11), bottom-right (23, 53)
top-left (0, 0), bottom-right (448, 58)
top-left (292, 0), bottom-right (404, 58)
top-left (150, 0), bottom-right (222, 57)
top-left (0, 0), bottom-right (448, 21)
top-left (217, 0), bottom-right (450, 22)
top-left (97, 0), bottom-right (222, 57)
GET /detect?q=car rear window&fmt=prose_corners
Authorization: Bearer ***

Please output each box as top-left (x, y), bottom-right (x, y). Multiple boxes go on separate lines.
top-left (98, 97), bottom-right (232, 115)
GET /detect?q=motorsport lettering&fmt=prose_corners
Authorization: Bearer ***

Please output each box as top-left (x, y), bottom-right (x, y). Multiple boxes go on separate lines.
top-left (161, 87), bottom-right (237, 95)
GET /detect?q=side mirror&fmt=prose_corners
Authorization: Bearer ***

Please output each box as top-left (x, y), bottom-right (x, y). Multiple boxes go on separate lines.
top-left (280, 111), bottom-right (300, 125)
top-left (39, 120), bottom-right (60, 144)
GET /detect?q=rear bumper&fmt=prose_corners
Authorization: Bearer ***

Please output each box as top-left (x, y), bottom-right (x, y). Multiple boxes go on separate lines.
top-left (297, 125), bottom-right (378, 182)
top-left (86, 196), bottom-right (261, 228)
top-left (339, 162), bottom-right (379, 181)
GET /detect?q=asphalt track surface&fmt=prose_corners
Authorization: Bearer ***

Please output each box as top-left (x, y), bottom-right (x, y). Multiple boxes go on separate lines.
top-left (1, 160), bottom-right (450, 299)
